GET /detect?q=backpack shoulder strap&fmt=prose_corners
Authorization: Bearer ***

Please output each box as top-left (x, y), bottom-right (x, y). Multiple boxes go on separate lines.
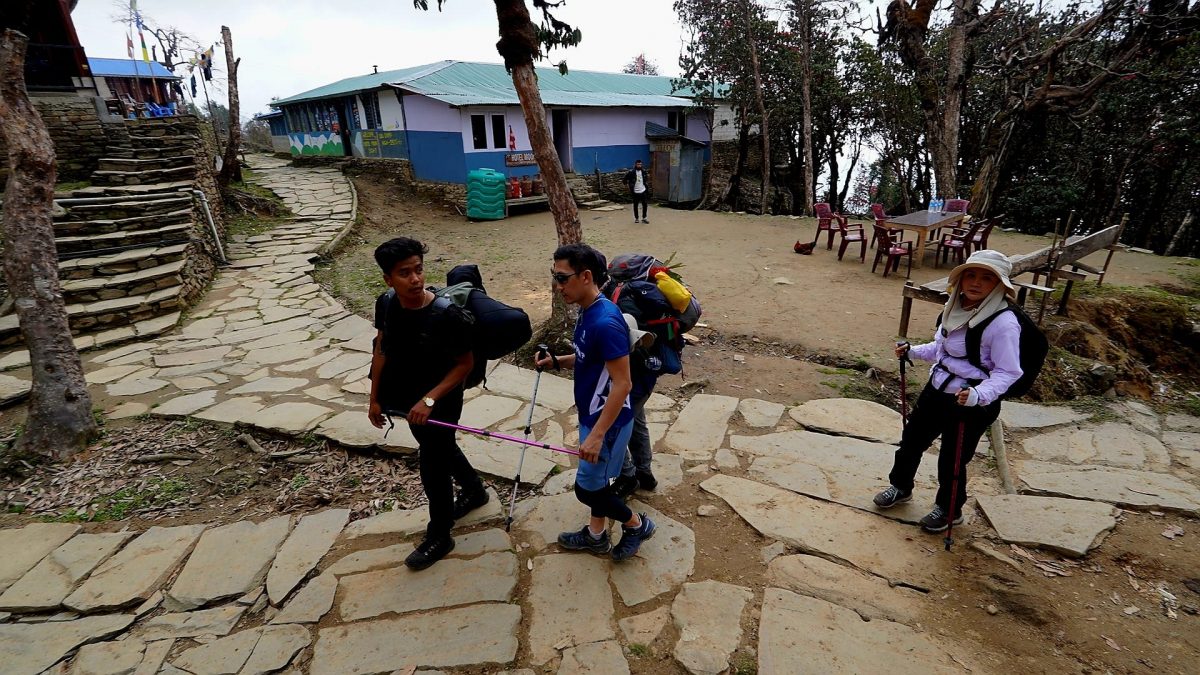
top-left (964, 304), bottom-right (1016, 372)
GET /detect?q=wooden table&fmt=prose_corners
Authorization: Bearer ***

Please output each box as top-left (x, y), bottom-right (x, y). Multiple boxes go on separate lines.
top-left (885, 210), bottom-right (965, 269)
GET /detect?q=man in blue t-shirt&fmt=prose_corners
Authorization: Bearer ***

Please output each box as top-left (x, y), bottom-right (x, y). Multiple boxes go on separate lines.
top-left (536, 243), bottom-right (657, 562)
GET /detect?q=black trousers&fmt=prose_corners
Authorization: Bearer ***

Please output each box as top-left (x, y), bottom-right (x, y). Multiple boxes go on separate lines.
top-left (888, 382), bottom-right (1001, 515)
top-left (632, 193), bottom-right (649, 219)
top-left (408, 396), bottom-right (484, 538)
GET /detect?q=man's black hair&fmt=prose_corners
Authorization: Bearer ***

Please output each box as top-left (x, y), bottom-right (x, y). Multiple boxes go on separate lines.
top-left (374, 237), bottom-right (428, 274)
top-left (553, 243), bottom-right (607, 285)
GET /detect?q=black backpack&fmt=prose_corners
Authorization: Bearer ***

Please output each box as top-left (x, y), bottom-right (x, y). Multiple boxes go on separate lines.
top-left (936, 301), bottom-right (1048, 399)
top-left (381, 264), bottom-right (532, 389)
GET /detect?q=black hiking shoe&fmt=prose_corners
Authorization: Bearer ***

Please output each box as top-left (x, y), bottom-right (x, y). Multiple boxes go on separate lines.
top-left (872, 485), bottom-right (912, 509)
top-left (635, 470), bottom-right (658, 491)
top-left (641, 218), bottom-right (650, 224)
top-left (452, 487), bottom-right (490, 521)
top-left (612, 474), bottom-right (639, 500)
top-left (558, 526), bottom-right (612, 554)
top-left (612, 514), bottom-right (656, 562)
top-left (405, 534), bottom-right (455, 571)
top-left (919, 505), bottom-right (964, 533)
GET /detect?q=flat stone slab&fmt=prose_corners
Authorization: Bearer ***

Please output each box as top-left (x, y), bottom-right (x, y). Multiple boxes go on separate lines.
top-left (701, 474), bottom-right (937, 587)
top-left (105, 378), bottom-right (169, 396)
top-left (1165, 413), bottom-right (1200, 432)
top-left (0, 531), bottom-right (133, 612)
top-left (0, 372), bottom-right (30, 405)
top-left (72, 636), bottom-right (146, 674)
top-left (558, 640), bottom-right (630, 675)
top-left (228, 377), bottom-right (310, 395)
top-left (195, 396), bottom-right (265, 424)
top-left (611, 502), bottom-right (695, 607)
top-left (759, 588), bottom-right (969, 674)
top-left (619, 606), bottom-right (671, 646)
top-left (460, 394), bottom-right (524, 429)
top-left (1017, 460), bottom-right (1200, 515)
top-left (1163, 431), bottom-right (1200, 470)
top-left (255, 402), bottom-right (334, 433)
top-left (138, 605), bottom-right (246, 640)
top-left (316, 410), bottom-right (417, 453)
top-left (152, 345), bottom-right (232, 367)
top-left (978, 494), bottom-right (1116, 557)
top-left (267, 508), bottom-right (349, 604)
top-left (512, 491), bottom-right (591, 551)
top-left (735, 430), bottom-right (938, 525)
top-left (483, 363), bottom-right (576, 411)
top-left (65, 524), bottom-right (206, 612)
top-left (309, 603), bottom-right (520, 673)
top-left (528, 554), bottom-right (614, 665)
top-left (340, 487), bottom-right (502, 540)
top-left (767, 554), bottom-right (925, 625)
top-left (153, 390), bottom-right (219, 416)
top-left (1000, 401), bottom-right (1089, 429)
top-left (0, 523), bottom-right (80, 593)
top-left (242, 624), bottom-right (312, 674)
top-left (671, 580), bottom-right (752, 675)
top-left (1108, 399), bottom-right (1161, 436)
top-left (788, 398), bottom-right (902, 445)
top-left (1020, 422), bottom-right (1171, 470)
top-left (337, 551), bottom-right (517, 621)
top-left (0, 613), bottom-right (134, 674)
top-left (737, 398), bottom-right (785, 428)
top-left (272, 572), bottom-right (337, 624)
top-left (168, 516), bottom-right (292, 610)
top-left (460, 434), bottom-right (558, 485)
top-left (666, 394), bottom-right (739, 460)
top-left (173, 627), bottom-right (261, 674)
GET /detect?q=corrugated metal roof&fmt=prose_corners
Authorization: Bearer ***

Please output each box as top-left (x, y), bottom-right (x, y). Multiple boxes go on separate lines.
top-left (273, 60), bottom-right (721, 109)
top-left (644, 121), bottom-right (706, 146)
top-left (87, 57), bottom-right (177, 79)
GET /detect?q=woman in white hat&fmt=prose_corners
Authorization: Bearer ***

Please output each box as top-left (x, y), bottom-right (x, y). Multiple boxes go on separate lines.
top-left (873, 249), bottom-right (1024, 533)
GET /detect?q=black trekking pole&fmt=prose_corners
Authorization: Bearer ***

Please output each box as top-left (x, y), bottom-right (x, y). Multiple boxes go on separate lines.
top-left (506, 344), bottom-right (549, 532)
top-left (897, 342), bottom-right (913, 426)
top-left (945, 417), bottom-right (967, 551)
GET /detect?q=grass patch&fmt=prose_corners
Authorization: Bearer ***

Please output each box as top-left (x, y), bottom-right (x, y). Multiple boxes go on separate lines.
top-left (43, 477), bottom-right (190, 522)
top-left (628, 644), bottom-right (650, 658)
top-left (817, 367), bottom-right (857, 376)
top-left (1067, 395), bottom-right (1122, 423)
top-left (731, 654), bottom-right (757, 675)
top-left (55, 179), bottom-right (91, 193)
top-left (312, 246), bottom-right (389, 317)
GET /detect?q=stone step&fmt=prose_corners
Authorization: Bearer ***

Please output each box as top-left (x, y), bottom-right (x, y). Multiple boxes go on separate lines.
top-left (572, 192), bottom-right (599, 203)
top-left (61, 259), bottom-right (184, 305)
top-left (55, 222), bottom-right (192, 255)
top-left (59, 242), bottom-right (189, 280)
top-left (58, 182), bottom-right (194, 201)
top-left (105, 146), bottom-right (194, 160)
top-left (57, 195), bottom-right (193, 221)
top-left (127, 133), bottom-right (199, 150)
top-left (0, 285), bottom-right (184, 347)
top-left (581, 199), bottom-right (612, 208)
top-left (54, 208), bottom-right (192, 237)
top-left (91, 165), bottom-right (196, 186)
top-left (97, 155), bottom-right (193, 173)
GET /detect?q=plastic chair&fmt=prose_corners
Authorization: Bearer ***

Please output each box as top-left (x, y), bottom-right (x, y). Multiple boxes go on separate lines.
top-left (813, 203), bottom-right (847, 250)
top-left (872, 224), bottom-right (914, 278)
top-left (945, 198), bottom-right (970, 214)
top-left (937, 217), bottom-right (987, 268)
top-left (836, 218), bottom-right (868, 262)
top-left (971, 214), bottom-right (1001, 252)
top-left (869, 203), bottom-right (904, 249)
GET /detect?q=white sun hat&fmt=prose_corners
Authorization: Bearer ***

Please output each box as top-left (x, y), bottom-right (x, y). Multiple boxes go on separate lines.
top-left (623, 313), bottom-right (655, 352)
top-left (948, 249), bottom-right (1016, 299)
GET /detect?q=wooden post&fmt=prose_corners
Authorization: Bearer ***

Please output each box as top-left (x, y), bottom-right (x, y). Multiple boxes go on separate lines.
top-left (1096, 213), bottom-right (1129, 286)
top-left (989, 418), bottom-right (1016, 494)
top-left (899, 282), bottom-right (915, 338)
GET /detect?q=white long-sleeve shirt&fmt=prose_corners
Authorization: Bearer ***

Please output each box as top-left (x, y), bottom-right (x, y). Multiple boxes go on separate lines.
top-left (909, 310), bottom-right (1023, 406)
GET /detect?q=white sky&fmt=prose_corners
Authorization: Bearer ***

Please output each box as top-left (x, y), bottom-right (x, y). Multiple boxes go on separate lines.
top-left (69, 0), bottom-right (691, 122)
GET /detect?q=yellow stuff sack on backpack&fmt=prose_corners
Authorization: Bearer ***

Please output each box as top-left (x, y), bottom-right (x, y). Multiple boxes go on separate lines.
top-left (653, 271), bottom-right (692, 313)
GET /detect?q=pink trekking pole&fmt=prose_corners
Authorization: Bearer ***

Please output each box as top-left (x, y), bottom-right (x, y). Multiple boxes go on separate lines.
top-left (945, 419), bottom-right (967, 551)
top-left (383, 410), bottom-right (580, 457)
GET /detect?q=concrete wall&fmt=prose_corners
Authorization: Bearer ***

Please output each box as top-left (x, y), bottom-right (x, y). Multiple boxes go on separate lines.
top-left (376, 89), bottom-right (406, 130)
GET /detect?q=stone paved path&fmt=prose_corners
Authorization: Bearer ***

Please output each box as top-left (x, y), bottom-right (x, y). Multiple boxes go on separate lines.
top-left (1, 158), bottom-right (1198, 673)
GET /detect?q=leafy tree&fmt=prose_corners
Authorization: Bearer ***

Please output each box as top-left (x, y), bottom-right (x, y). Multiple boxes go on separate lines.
top-left (622, 53), bottom-right (660, 75)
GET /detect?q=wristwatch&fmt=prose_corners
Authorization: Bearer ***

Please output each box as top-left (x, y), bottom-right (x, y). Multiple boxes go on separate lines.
top-left (422, 396), bottom-right (436, 408)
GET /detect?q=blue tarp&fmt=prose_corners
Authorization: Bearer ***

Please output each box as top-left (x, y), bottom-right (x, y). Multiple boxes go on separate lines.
top-left (87, 57), bottom-right (177, 79)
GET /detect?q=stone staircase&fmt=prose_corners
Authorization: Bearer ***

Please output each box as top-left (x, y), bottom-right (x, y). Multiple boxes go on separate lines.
top-left (0, 117), bottom-right (218, 351)
top-left (565, 173), bottom-right (619, 210)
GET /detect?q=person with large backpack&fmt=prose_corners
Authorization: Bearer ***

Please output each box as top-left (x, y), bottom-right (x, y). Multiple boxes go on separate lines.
top-left (367, 237), bottom-right (491, 571)
top-left (873, 249), bottom-right (1045, 535)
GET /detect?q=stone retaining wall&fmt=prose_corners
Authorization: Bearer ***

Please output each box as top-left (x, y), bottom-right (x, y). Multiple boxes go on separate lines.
top-left (0, 96), bottom-right (115, 182)
top-left (181, 118), bottom-right (227, 308)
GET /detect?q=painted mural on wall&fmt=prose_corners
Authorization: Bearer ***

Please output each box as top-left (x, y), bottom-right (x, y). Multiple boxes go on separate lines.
top-left (352, 130), bottom-right (409, 159)
top-left (288, 131), bottom-right (344, 156)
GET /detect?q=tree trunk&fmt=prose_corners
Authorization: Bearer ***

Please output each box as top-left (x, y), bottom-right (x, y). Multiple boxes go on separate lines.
top-left (827, 132), bottom-right (840, 210)
top-left (494, 0), bottom-right (581, 246)
top-left (796, 1), bottom-right (816, 216)
top-left (744, 1), bottom-right (771, 215)
top-left (0, 30), bottom-right (97, 462)
top-left (724, 118), bottom-right (752, 211)
top-left (217, 26), bottom-right (243, 190)
top-left (933, 0), bottom-right (976, 199)
top-left (837, 140), bottom-right (860, 211)
top-left (1164, 211), bottom-right (1193, 257)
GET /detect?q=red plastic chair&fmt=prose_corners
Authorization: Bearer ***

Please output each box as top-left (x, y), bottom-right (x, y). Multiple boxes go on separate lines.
top-left (971, 214), bottom-right (1001, 252)
top-left (945, 198), bottom-right (970, 214)
top-left (869, 203), bottom-right (904, 249)
top-left (872, 224), bottom-right (914, 278)
top-left (936, 217), bottom-right (986, 268)
top-left (813, 202), bottom-right (844, 250)
top-left (837, 218), bottom-right (867, 262)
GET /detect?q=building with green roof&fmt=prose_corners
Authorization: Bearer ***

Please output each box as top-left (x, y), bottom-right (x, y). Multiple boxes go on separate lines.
top-left (270, 60), bottom-right (726, 186)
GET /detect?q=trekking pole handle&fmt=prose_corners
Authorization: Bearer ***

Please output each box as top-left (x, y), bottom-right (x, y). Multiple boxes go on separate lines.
top-left (536, 343), bottom-right (550, 373)
top-left (896, 341), bottom-right (913, 368)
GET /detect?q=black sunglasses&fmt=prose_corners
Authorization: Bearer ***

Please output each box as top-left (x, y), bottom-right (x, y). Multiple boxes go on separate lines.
top-left (551, 270), bottom-right (580, 285)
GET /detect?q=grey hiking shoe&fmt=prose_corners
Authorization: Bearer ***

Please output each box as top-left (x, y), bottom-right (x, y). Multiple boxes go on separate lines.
top-left (558, 526), bottom-right (612, 554)
top-left (873, 485), bottom-right (912, 509)
top-left (612, 514), bottom-right (656, 562)
top-left (919, 505), bottom-right (964, 533)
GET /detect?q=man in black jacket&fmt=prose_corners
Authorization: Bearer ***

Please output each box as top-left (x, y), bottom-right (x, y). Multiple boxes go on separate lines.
top-left (624, 160), bottom-right (650, 224)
